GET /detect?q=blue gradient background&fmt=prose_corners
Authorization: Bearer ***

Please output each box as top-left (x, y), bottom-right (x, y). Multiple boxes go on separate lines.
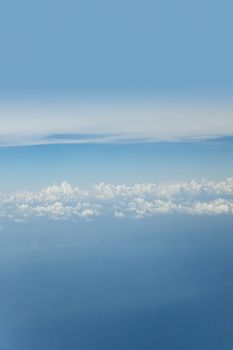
top-left (0, 0), bottom-right (233, 348)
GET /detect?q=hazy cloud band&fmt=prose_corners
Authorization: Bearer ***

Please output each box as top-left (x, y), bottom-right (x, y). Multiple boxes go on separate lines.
top-left (0, 99), bottom-right (233, 146)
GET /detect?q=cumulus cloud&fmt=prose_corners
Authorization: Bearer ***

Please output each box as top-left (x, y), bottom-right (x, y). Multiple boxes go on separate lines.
top-left (114, 210), bottom-right (125, 218)
top-left (184, 199), bottom-right (233, 215)
top-left (0, 178), bottom-right (233, 221)
top-left (94, 178), bottom-right (233, 199)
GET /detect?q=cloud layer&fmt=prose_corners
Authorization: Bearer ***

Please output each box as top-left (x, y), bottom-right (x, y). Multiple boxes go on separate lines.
top-left (0, 99), bottom-right (233, 146)
top-left (1, 178), bottom-right (233, 221)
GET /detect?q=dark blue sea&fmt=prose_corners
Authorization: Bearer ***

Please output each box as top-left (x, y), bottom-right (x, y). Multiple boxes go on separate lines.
top-left (0, 215), bottom-right (233, 350)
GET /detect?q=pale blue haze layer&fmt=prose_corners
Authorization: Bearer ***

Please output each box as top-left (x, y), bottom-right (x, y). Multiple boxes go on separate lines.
top-left (0, 138), bottom-right (233, 191)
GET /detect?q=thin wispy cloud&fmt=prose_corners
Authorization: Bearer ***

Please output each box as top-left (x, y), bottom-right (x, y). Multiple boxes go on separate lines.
top-left (0, 99), bottom-right (233, 146)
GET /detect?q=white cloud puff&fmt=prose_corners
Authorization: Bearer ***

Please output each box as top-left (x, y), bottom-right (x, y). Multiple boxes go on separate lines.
top-left (0, 178), bottom-right (233, 221)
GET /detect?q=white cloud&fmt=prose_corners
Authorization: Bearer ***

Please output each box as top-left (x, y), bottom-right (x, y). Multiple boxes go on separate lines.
top-left (93, 178), bottom-right (233, 199)
top-left (114, 210), bottom-right (125, 218)
top-left (184, 199), bottom-right (233, 215)
top-left (128, 198), bottom-right (177, 217)
top-left (1, 178), bottom-right (233, 221)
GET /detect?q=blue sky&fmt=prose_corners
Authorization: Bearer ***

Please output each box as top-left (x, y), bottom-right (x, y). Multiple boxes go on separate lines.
top-left (0, 0), bottom-right (233, 96)
top-left (0, 0), bottom-right (233, 173)
top-left (0, 0), bottom-right (232, 218)
top-left (0, 139), bottom-right (233, 191)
